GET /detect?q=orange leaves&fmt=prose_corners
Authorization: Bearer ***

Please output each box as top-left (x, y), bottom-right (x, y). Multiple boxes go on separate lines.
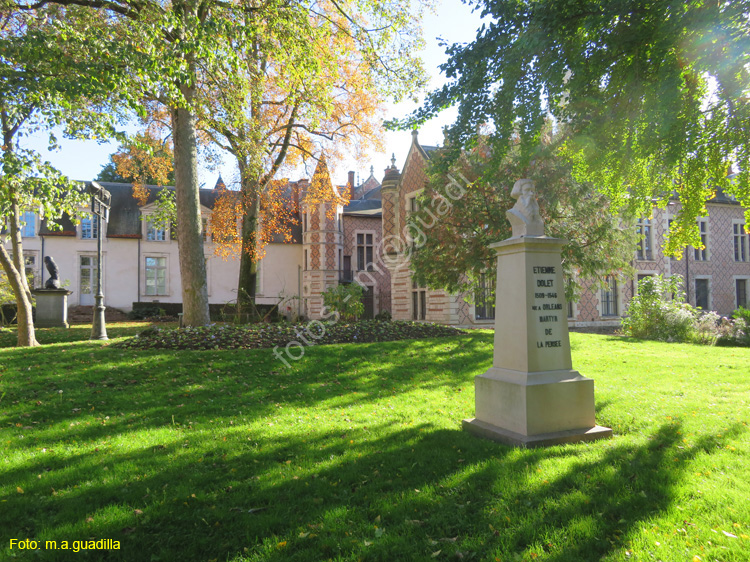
top-left (110, 132), bottom-right (174, 206)
top-left (210, 177), bottom-right (301, 263)
top-left (304, 158), bottom-right (349, 222)
top-left (210, 186), bottom-right (243, 260)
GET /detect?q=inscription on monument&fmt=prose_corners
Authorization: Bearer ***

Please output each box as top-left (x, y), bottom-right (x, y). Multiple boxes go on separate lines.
top-left (531, 265), bottom-right (563, 349)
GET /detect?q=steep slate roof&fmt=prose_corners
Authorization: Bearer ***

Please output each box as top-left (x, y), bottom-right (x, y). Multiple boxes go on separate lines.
top-left (343, 198), bottom-right (382, 216)
top-left (99, 182), bottom-right (222, 238)
top-left (39, 182), bottom-right (223, 239)
top-left (363, 185), bottom-right (382, 200)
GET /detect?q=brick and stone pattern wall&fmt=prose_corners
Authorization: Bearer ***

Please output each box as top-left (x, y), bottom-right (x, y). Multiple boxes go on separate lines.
top-left (342, 215), bottom-right (391, 315)
top-left (670, 201), bottom-right (750, 316)
top-left (398, 148), bottom-right (430, 247)
top-left (390, 267), bottom-right (412, 320)
top-left (381, 191), bottom-right (396, 241)
top-left (302, 200), bottom-right (344, 319)
top-left (303, 269), bottom-right (339, 319)
top-left (384, 144), bottom-right (435, 321)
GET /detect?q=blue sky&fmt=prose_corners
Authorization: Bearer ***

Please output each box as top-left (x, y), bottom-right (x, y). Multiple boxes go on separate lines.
top-left (19, 0), bottom-right (484, 189)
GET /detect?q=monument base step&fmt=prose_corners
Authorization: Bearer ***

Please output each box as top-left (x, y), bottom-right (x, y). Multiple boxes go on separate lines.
top-left (462, 417), bottom-right (612, 448)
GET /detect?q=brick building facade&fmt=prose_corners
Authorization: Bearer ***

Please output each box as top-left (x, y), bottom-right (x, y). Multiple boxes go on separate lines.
top-left (374, 131), bottom-right (750, 327)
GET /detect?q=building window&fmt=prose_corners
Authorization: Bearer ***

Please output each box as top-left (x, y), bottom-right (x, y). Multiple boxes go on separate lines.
top-left (694, 219), bottom-right (709, 261)
top-left (568, 300), bottom-right (574, 319)
top-left (146, 220), bottom-right (168, 242)
top-left (733, 223), bottom-right (749, 262)
top-left (357, 233), bottom-right (374, 271)
top-left (24, 253), bottom-right (37, 288)
top-left (79, 255), bottom-right (99, 305)
top-left (81, 214), bottom-right (98, 239)
top-left (695, 278), bottom-right (710, 310)
top-left (303, 212), bottom-right (308, 232)
top-left (304, 249), bottom-right (308, 271)
top-left (636, 218), bottom-right (652, 260)
top-left (408, 196), bottom-right (418, 213)
top-left (21, 211), bottom-right (37, 238)
top-left (600, 276), bottom-right (618, 317)
top-left (412, 279), bottom-right (427, 321)
top-left (475, 273), bottom-right (495, 320)
top-left (145, 256), bottom-right (167, 295)
top-left (736, 279), bottom-right (748, 310)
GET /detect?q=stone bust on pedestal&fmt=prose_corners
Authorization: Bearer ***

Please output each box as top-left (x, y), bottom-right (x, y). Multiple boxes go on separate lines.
top-left (506, 179), bottom-right (545, 237)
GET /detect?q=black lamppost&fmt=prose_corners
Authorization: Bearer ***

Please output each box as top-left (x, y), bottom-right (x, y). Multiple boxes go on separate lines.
top-left (89, 181), bottom-right (111, 340)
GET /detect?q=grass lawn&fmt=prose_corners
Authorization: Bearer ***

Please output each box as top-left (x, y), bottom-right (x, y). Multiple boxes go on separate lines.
top-left (1, 324), bottom-right (748, 562)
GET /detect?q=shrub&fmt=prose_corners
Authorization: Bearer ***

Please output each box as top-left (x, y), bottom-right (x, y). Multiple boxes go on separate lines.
top-left (374, 310), bottom-right (392, 321)
top-left (128, 305), bottom-right (165, 320)
top-left (321, 283), bottom-right (364, 321)
top-left (717, 317), bottom-right (750, 347)
top-left (621, 275), bottom-right (697, 342)
top-left (692, 310), bottom-right (721, 345)
top-left (732, 306), bottom-right (750, 324)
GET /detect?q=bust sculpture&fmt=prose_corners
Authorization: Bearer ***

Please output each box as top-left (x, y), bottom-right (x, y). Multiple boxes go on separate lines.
top-left (44, 256), bottom-right (61, 289)
top-left (506, 179), bottom-right (545, 237)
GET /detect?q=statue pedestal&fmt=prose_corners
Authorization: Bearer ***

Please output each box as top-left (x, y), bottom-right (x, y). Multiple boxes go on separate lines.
top-left (31, 289), bottom-right (73, 328)
top-left (463, 236), bottom-right (612, 447)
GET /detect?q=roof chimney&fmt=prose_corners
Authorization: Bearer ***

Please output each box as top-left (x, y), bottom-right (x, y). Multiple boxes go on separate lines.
top-left (347, 171), bottom-right (355, 200)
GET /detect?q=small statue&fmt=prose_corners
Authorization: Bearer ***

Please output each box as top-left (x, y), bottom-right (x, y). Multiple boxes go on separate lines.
top-left (44, 256), bottom-right (61, 289)
top-left (506, 178), bottom-right (545, 237)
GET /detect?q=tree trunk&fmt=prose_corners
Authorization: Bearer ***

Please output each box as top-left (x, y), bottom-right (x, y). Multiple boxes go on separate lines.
top-left (237, 209), bottom-right (259, 308)
top-left (0, 244), bottom-right (38, 347)
top-left (171, 93), bottom-right (210, 326)
top-left (236, 160), bottom-right (260, 310)
top-left (0, 147), bottom-right (38, 346)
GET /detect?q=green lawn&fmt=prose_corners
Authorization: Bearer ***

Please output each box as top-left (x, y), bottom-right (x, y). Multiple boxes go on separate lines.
top-left (1, 325), bottom-right (748, 562)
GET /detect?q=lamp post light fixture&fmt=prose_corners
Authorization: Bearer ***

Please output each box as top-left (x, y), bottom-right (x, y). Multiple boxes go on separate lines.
top-left (89, 181), bottom-right (111, 340)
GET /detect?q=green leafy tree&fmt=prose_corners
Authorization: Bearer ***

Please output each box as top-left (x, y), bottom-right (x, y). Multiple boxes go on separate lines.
top-left (322, 283), bottom-right (364, 321)
top-left (12, 0), bottom-right (267, 327)
top-left (15, 0), bottom-right (427, 324)
top-left (399, 0), bottom-right (750, 254)
top-left (1, 6), bottom-right (121, 346)
top-left (408, 132), bottom-right (637, 301)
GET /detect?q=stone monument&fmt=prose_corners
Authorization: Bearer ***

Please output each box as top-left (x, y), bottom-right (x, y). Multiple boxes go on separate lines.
top-left (32, 256), bottom-right (72, 328)
top-left (462, 179), bottom-right (612, 447)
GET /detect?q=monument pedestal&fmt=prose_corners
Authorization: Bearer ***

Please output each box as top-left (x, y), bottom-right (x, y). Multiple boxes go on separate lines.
top-left (31, 289), bottom-right (72, 328)
top-left (463, 236), bottom-right (611, 447)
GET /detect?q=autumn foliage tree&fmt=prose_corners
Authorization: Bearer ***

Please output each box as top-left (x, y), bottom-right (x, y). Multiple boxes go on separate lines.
top-left (199, 0), bottom-right (427, 306)
top-left (408, 133), bottom-right (638, 302)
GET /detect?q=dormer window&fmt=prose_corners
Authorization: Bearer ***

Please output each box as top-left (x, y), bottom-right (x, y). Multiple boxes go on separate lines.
top-left (21, 211), bottom-right (37, 238)
top-left (81, 214), bottom-right (98, 239)
top-left (146, 220), bottom-right (168, 241)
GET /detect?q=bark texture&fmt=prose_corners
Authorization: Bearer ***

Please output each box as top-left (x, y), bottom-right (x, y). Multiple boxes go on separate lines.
top-left (172, 97), bottom-right (210, 326)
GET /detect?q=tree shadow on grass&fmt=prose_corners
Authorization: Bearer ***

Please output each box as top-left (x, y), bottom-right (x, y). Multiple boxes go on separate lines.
top-left (2, 415), bottom-right (744, 562)
top-left (1, 332), bottom-right (492, 447)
